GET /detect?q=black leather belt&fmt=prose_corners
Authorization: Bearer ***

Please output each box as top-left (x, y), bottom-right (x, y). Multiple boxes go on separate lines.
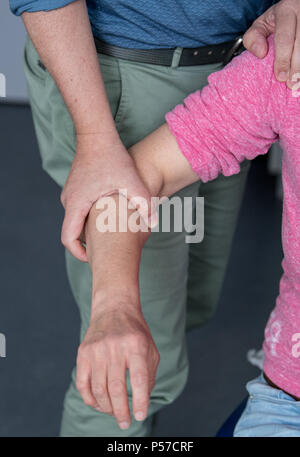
top-left (94, 35), bottom-right (245, 67)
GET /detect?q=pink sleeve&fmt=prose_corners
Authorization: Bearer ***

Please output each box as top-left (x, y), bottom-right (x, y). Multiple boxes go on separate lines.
top-left (165, 36), bottom-right (280, 182)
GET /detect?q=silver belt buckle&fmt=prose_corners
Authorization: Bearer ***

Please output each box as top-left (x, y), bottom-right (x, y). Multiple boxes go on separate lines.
top-left (223, 35), bottom-right (244, 65)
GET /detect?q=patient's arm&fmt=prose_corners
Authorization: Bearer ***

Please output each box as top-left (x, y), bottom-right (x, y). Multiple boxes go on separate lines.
top-left (77, 195), bottom-right (158, 431)
top-left (129, 123), bottom-right (200, 197)
top-left (131, 39), bottom-right (281, 197)
top-left (76, 123), bottom-right (197, 431)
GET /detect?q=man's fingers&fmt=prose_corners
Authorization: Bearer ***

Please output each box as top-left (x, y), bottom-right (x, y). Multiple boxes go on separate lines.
top-left (91, 366), bottom-right (113, 415)
top-left (61, 206), bottom-right (89, 261)
top-left (76, 355), bottom-right (98, 409)
top-left (128, 354), bottom-right (150, 422)
top-left (274, 7), bottom-right (297, 81)
top-left (244, 3), bottom-right (299, 82)
top-left (107, 362), bottom-right (131, 430)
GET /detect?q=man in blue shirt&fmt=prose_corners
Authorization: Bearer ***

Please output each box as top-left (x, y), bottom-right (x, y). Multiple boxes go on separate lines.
top-left (10, 0), bottom-right (300, 436)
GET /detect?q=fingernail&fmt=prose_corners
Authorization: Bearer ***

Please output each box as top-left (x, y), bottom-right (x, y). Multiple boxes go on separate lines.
top-left (135, 411), bottom-right (146, 421)
top-left (119, 421), bottom-right (130, 430)
top-left (278, 71), bottom-right (288, 81)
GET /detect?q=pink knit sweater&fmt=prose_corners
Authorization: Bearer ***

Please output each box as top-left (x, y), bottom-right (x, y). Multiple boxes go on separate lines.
top-left (166, 35), bottom-right (300, 398)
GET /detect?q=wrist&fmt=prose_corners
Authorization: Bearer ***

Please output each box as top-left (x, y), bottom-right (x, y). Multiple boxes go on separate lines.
top-left (75, 130), bottom-right (127, 157)
top-left (76, 129), bottom-right (121, 147)
top-left (90, 287), bottom-right (141, 320)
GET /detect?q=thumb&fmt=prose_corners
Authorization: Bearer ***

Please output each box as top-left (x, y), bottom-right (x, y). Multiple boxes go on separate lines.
top-left (243, 10), bottom-right (274, 58)
top-left (123, 182), bottom-right (158, 230)
top-left (61, 207), bottom-right (89, 262)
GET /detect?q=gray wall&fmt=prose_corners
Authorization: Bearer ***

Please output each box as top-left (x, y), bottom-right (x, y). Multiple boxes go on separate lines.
top-left (0, 2), bottom-right (28, 102)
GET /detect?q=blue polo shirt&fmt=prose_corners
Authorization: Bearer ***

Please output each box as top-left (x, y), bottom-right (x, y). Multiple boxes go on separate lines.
top-left (10, 0), bottom-right (277, 48)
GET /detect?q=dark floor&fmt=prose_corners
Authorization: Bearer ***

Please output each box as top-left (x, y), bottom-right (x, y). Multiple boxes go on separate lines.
top-left (0, 104), bottom-right (283, 437)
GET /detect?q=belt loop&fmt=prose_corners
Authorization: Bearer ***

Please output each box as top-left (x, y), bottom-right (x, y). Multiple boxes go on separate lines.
top-left (171, 47), bottom-right (183, 68)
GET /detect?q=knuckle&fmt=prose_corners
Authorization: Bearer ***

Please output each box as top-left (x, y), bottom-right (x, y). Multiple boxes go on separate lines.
top-left (275, 46), bottom-right (290, 61)
top-left (77, 344), bottom-right (89, 361)
top-left (77, 343), bottom-right (85, 356)
top-left (129, 331), bottom-right (149, 351)
top-left (90, 342), bottom-right (104, 359)
top-left (103, 334), bottom-right (119, 347)
top-left (109, 379), bottom-right (125, 397)
top-left (78, 341), bottom-right (90, 354)
top-left (278, 61), bottom-right (290, 70)
top-left (274, 57), bottom-right (290, 72)
top-left (134, 399), bottom-right (149, 411)
top-left (83, 398), bottom-right (96, 408)
top-left (93, 383), bottom-right (106, 398)
top-left (275, 34), bottom-right (293, 50)
top-left (131, 371), bottom-right (148, 386)
top-left (75, 380), bottom-right (86, 392)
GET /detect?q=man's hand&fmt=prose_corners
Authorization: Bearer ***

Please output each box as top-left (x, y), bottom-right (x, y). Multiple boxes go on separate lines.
top-left (60, 133), bottom-right (154, 262)
top-left (76, 305), bottom-right (160, 430)
top-left (243, 0), bottom-right (300, 88)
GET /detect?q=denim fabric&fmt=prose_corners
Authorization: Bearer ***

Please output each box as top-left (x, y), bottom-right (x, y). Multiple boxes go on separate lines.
top-left (234, 374), bottom-right (300, 437)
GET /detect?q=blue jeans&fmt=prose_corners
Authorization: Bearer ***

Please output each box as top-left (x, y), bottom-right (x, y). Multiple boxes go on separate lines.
top-left (234, 374), bottom-right (300, 437)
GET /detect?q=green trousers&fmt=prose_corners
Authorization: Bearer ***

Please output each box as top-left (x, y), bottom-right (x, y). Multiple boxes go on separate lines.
top-left (24, 37), bottom-right (249, 436)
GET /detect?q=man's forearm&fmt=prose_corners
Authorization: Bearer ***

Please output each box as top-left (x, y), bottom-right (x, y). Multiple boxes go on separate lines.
top-left (22, 0), bottom-right (119, 137)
